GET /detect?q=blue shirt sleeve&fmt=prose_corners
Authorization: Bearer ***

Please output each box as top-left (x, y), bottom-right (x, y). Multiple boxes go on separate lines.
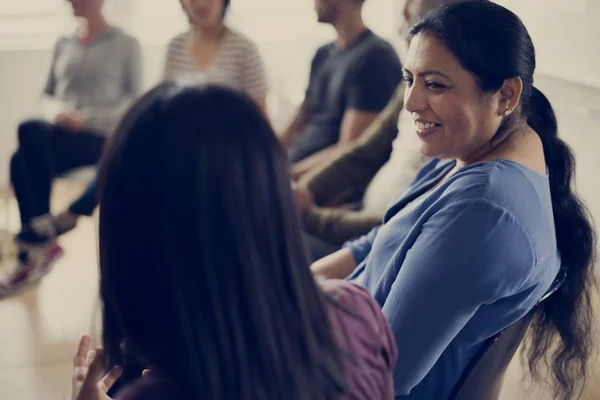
top-left (384, 199), bottom-right (536, 395)
top-left (344, 226), bottom-right (380, 265)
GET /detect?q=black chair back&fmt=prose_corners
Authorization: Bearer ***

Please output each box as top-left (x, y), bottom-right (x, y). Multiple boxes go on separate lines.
top-left (449, 270), bottom-right (566, 400)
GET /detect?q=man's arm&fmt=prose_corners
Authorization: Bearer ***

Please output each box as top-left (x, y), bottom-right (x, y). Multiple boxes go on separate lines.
top-left (279, 101), bottom-right (309, 147)
top-left (291, 108), bottom-right (378, 179)
top-left (298, 83), bottom-right (406, 205)
top-left (293, 44), bottom-right (402, 180)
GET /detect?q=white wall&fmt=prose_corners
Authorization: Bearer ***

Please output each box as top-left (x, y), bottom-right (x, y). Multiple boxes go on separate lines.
top-left (494, 1), bottom-right (600, 89)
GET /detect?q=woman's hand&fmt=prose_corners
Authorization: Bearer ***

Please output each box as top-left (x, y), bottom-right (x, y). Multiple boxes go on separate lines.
top-left (291, 182), bottom-right (314, 211)
top-left (72, 335), bottom-right (122, 400)
top-left (311, 248), bottom-right (358, 280)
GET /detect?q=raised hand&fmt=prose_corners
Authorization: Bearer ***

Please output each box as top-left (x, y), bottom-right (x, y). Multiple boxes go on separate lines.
top-left (72, 335), bottom-right (122, 400)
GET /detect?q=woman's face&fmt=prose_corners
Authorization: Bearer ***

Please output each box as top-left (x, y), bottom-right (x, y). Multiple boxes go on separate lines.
top-left (403, 33), bottom-right (504, 162)
top-left (66, 0), bottom-right (104, 19)
top-left (181, 0), bottom-right (224, 28)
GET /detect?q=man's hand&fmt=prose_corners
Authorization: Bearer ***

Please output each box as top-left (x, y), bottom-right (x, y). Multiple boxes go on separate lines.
top-left (54, 111), bottom-right (88, 131)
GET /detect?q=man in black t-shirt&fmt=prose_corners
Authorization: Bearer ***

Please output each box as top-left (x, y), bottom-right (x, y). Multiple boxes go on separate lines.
top-left (280, 0), bottom-right (402, 180)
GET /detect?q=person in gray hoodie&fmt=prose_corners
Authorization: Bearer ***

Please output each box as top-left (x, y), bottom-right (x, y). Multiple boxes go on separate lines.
top-left (4, 0), bottom-right (142, 294)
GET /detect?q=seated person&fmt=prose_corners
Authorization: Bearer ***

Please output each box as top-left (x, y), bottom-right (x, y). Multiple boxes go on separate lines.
top-left (46, 0), bottom-right (269, 251)
top-left (295, 85), bottom-right (427, 261)
top-left (280, 0), bottom-right (402, 180)
top-left (163, 0), bottom-right (268, 110)
top-left (69, 83), bottom-right (397, 400)
top-left (312, 2), bottom-right (596, 399)
top-left (294, 0), bottom-right (458, 261)
top-left (3, 0), bottom-right (141, 295)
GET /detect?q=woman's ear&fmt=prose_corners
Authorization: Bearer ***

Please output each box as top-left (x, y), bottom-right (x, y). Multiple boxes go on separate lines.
top-left (497, 77), bottom-right (523, 116)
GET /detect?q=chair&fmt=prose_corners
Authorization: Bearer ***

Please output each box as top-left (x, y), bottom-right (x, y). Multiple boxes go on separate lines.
top-left (450, 270), bottom-right (567, 400)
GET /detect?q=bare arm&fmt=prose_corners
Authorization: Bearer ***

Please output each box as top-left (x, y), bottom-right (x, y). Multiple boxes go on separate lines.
top-left (311, 248), bottom-right (358, 280)
top-left (292, 108), bottom-right (378, 179)
top-left (279, 102), bottom-right (309, 147)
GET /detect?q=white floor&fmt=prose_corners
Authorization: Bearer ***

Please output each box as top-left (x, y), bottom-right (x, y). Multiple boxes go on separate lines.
top-left (0, 76), bottom-right (599, 400)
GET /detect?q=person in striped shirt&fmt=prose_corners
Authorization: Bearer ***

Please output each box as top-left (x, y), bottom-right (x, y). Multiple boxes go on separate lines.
top-left (21, 0), bottom-right (271, 277)
top-left (164, 0), bottom-right (268, 111)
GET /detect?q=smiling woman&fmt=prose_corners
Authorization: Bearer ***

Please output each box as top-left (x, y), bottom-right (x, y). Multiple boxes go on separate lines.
top-left (312, 2), bottom-right (596, 399)
top-left (401, 34), bottom-right (527, 165)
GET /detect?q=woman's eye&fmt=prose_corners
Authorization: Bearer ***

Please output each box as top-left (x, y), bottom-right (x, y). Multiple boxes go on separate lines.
top-left (426, 81), bottom-right (447, 90)
top-left (403, 77), bottom-right (414, 86)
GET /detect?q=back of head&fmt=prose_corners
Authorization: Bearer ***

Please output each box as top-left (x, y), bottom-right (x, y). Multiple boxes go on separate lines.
top-left (410, 2), bottom-right (596, 399)
top-left (98, 83), bottom-right (344, 399)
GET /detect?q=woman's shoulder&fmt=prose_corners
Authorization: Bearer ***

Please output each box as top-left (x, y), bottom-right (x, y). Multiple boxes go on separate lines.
top-left (320, 280), bottom-right (397, 398)
top-left (225, 28), bottom-right (260, 52)
top-left (166, 31), bottom-right (190, 50)
top-left (320, 280), bottom-right (396, 360)
top-left (442, 159), bottom-right (551, 215)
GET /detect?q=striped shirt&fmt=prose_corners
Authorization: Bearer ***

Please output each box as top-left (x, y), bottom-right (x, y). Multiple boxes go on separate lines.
top-left (162, 28), bottom-right (268, 103)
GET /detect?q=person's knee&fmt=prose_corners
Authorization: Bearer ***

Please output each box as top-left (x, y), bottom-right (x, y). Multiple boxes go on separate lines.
top-left (18, 119), bottom-right (52, 145)
top-left (10, 151), bottom-right (25, 183)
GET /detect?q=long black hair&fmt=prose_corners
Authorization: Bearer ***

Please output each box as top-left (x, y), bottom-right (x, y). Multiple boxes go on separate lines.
top-left (97, 83), bottom-right (345, 399)
top-left (410, 1), bottom-right (596, 399)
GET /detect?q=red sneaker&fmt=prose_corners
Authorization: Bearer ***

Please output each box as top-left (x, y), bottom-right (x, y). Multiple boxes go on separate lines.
top-left (0, 243), bottom-right (64, 298)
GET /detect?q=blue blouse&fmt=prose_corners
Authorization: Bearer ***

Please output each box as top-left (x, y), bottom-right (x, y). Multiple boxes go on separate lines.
top-left (346, 158), bottom-right (560, 399)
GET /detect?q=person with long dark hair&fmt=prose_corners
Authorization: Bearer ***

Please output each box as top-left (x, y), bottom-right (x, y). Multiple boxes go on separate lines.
top-left (312, 1), bottom-right (596, 399)
top-left (69, 83), bottom-right (397, 400)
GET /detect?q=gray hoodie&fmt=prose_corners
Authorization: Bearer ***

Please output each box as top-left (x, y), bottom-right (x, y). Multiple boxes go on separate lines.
top-left (41, 26), bottom-right (142, 135)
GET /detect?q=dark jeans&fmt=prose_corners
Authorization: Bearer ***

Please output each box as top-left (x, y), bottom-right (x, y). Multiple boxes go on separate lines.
top-left (10, 119), bottom-right (105, 226)
top-left (69, 173), bottom-right (99, 217)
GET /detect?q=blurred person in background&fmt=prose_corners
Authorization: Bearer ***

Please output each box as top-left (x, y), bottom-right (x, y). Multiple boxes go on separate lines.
top-left (2, 0), bottom-right (141, 297)
top-left (280, 0), bottom-right (402, 180)
top-left (163, 0), bottom-right (268, 111)
top-left (24, 0), bottom-right (270, 270)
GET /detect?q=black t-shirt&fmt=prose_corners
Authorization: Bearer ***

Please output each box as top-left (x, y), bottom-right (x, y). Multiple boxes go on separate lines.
top-left (289, 29), bottom-right (402, 163)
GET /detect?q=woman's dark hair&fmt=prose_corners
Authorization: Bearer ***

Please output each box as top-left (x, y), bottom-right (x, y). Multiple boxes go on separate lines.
top-left (97, 83), bottom-right (345, 399)
top-left (410, 1), bottom-right (596, 399)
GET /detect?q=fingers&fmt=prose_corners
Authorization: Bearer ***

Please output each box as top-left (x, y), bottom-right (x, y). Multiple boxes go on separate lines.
top-left (74, 335), bottom-right (91, 368)
top-left (84, 348), bottom-right (122, 393)
top-left (84, 348), bottom-right (106, 383)
top-left (86, 350), bottom-right (96, 365)
top-left (98, 366), bottom-right (123, 393)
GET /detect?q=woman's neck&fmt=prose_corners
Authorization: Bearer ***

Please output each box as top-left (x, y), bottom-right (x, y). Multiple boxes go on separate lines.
top-left (452, 121), bottom-right (546, 176)
top-left (456, 120), bottom-right (525, 169)
top-left (193, 23), bottom-right (227, 42)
